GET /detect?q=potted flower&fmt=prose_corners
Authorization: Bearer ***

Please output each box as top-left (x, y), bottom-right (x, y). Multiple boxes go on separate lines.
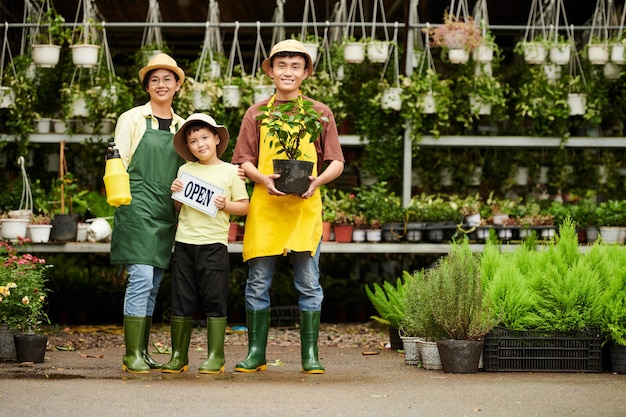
top-left (0, 241), bottom-right (51, 363)
top-left (428, 14), bottom-right (483, 64)
top-left (30, 0), bottom-right (72, 68)
top-left (256, 96), bottom-right (329, 195)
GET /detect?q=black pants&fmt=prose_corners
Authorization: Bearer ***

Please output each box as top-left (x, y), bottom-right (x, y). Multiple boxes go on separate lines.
top-left (170, 241), bottom-right (229, 317)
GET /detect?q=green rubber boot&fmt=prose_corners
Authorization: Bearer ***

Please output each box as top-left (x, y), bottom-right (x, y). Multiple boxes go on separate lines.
top-left (142, 316), bottom-right (164, 369)
top-left (300, 311), bottom-right (325, 374)
top-left (234, 310), bottom-right (270, 373)
top-left (198, 317), bottom-right (227, 374)
top-left (122, 316), bottom-right (150, 374)
top-left (161, 316), bottom-right (192, 373)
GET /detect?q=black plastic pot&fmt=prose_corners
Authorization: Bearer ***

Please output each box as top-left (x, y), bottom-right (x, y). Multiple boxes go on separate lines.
top-left (50, 213), bottom-right (80, 242)
top-left (273, 159), bottom-right (314, 195)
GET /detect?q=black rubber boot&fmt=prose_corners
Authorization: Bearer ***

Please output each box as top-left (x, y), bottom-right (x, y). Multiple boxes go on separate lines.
top-left (300, 311), bottom-right (325, 374)
top-left (161, 316), bottom-right (192, 373)
top-left (142, 316), bottom-right (163, 369)
top-left (198, 317), bottom-right (227, 374)
top-left (234, 310), bottom-right (270, 372)
top-left (122, 316), bottom-right (150, 374)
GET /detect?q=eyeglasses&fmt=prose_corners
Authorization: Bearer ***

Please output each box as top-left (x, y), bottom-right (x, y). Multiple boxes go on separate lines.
top-left (148, 76), bottom-right (176, 86)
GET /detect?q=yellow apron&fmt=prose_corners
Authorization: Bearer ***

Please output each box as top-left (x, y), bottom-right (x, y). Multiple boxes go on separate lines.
top-left (242, 95), bottom-right (322, 261)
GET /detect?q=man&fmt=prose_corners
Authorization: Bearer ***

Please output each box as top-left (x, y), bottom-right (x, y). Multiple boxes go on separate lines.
top-left (231, 39), bottom-right (345, 374)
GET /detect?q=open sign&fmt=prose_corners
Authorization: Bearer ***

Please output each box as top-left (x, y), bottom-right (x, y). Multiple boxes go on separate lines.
top-left (171, 171), bottom-right (224, 217)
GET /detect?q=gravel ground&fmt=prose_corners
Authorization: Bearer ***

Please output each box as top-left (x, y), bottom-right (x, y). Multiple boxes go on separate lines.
top-left (45, 322), bottom-right (390, 353)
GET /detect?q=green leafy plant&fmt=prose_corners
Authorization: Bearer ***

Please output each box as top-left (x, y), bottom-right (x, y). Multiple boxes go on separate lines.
top-left (365, 275), bottom-right (412, 330)
top-left (257, 97), bottom-right (329, 160)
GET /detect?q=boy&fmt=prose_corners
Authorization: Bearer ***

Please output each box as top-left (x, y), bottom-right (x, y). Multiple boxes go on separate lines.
top-left (164, 113), bottom-right (249, 374)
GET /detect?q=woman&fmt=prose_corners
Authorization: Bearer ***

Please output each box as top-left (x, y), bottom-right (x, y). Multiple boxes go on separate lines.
top-left (110, 53), bottom-right (186, 374)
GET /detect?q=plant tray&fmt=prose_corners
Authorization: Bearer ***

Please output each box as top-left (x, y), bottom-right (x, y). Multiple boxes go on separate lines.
top-left (483, 327), bottom-right (602, 373)
top-left (270, 305), bottom-right (300, 328)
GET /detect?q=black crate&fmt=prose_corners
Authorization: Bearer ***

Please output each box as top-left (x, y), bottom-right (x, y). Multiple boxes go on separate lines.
top-left (270, 306), bottom-right (300, 328)
top-left (483, 327), bottom-right (602, 372)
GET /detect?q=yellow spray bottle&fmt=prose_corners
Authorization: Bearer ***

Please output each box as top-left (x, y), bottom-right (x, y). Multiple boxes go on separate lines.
top-left (103, 142), bottom-right (132, 207)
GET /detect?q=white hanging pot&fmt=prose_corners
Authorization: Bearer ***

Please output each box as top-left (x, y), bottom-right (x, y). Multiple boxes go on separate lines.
top-left (336, 64), bottom-right (345, 80)
top-left (302, 43), bottom-right (319, 65)
top-left (611, 43), bottom-right (626, 64)
top-left (343, 42), bottom-right (366, 64)
top-left (367, 41), bottom-right (390, 63)
top-left (587, 44), bottom-right (609, 65)
top-left (381, 87), bottom-right (402, 111)
top-left (543, 63), bottom-right (561, 81)
top-left (474, 62), bottom-right (492, 77)
top-left (469, 95), bottom-right (492, 115)
top-left (472, 44), bottom-right (493, 64)
top-left (209, 60), bottom-right (221, 79)
top-left (222, 85), bottom-right (241, 108)
top-left (31, 44), bottom-right (61, 68)
top-left (549, 44), bottom-right (571, 65)
top-left (70, 44), bottom-right (101, 68)
top-left (603, 63), bottom-right (622, 80)
top-left (469, 166), bottom-right (483, 186)
top-left (523, 42), bottom-right (547, 64)
top-left (192, 87), bottom-right (212, 110)
top-left (0, 86), bottom-right (15, 109)
top-left (567, 93), bottom-right (587, 116)
top-left (71, 96), bottom-right (89, 117)
top-left (538, 166), bottom-right (550, 184)
top-left (421, 92), bottom-right (437, 114)
top-left (253, 85), bottom-right (275, 103)
top-left (447, 48), bottom-right (470, 64)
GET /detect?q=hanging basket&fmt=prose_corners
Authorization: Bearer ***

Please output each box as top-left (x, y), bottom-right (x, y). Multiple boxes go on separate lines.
top-left (381, 87), bottom-right (402, 111)
top-left (343, 42), bottom-right (366, 63)
top-left (253, 85), bottom-right (275, 103)
top-left (420, 92), bottom-right (437, 114)
top-left (469, 94), bottom-right (492, 115)
top-left (31, 44), bottom-right (61, 67)
top-left (70, 44), bottom-right (100, 68)
top-left (367, 41), bottom-right (390, 63)
top-left (611, 43), bottom-right (626, 64)
top-left (0, 86), bottom-right (15, 109)
top-left (567, 93), bottom-right (587, 116)
top-left (222, 85), bottom-right (241, 108)
top-left (587, 44), bottom-right (610, 65)
top-left (302, 43), bottom-right (319, 65)
top-left (523, 42), bottom-right (547, 64)
top-left (448, 48), bottom-right (470, 64)
top-left (472, 44), bottom-right (493, 63)
top-left (549, 44), bottom-right (571, 65)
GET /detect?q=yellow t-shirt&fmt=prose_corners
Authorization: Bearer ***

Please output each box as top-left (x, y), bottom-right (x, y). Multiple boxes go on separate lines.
top-left (174, 161), bottom-right (248, 246)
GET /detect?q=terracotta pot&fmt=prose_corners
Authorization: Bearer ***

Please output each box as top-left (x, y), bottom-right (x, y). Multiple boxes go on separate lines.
top-left (322, 221), bottom-right (332, 242)
top-left (333, 224), bottom-right (353, 243)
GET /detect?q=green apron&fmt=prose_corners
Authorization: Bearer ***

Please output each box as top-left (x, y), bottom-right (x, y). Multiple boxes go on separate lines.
top-left (110, 118), bottom-right (183, 269)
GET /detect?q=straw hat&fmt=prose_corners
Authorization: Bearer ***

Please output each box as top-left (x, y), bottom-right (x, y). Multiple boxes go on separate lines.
top-left (173, 113), bottom-right (229, 161)
top-left (262, 39), bottom-right (314, 76)
top-left (139, 53), bottom-right (185, 84)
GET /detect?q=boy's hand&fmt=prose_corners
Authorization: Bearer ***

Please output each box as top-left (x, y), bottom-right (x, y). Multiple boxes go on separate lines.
top-left (214, 195), bottom-right (226, 210)
top-left (171, 178), bottom-right (184, 193)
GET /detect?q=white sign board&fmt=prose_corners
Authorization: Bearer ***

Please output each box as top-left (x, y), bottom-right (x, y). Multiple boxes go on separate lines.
top-left (171, 171), bottom-right (224, 217)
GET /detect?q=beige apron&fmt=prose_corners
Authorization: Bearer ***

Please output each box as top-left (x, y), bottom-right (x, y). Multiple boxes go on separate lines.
top-left (242, 95), bottom-right (322, 261)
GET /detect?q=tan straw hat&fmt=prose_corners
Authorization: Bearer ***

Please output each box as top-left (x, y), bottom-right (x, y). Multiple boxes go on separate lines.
top-left (262, 39), bottom-right (314, 76)
top-left (139, 53), bottom-right (185, 85)
top-left (173, 113), bottom-right (229, 161)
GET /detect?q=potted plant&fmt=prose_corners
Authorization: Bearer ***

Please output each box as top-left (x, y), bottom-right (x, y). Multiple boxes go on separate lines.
top-left (428, 14), bottom-right (483, 64)
top-left (256, 96), bottom-right (329, 195)
top-left (596, 199), bottom-right (626, 243)
top-left (425, 238), bottom-right (499, 372)
top-left (27, 213), bottom-right (53, 243)
top-left (598, 247), bottom-right (626, 373)
top-left (30, 0), bottom-right (71, 68)
top-left (0, 240), bottom-right (51, 363)
top-left (365, 275), bottom-right (412, 350)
